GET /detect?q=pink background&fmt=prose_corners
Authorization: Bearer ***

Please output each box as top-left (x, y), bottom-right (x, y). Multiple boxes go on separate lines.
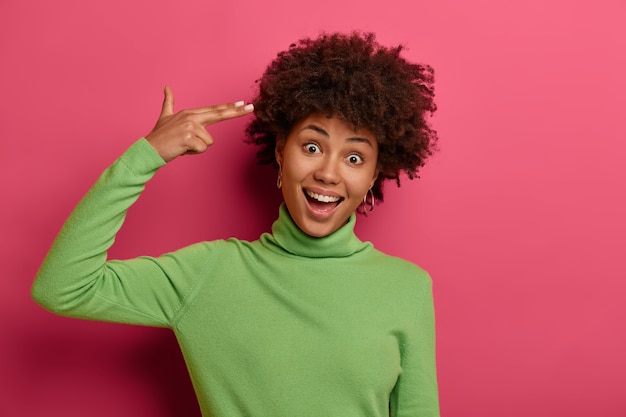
top-left (1, 0), bottom-right (625, 416)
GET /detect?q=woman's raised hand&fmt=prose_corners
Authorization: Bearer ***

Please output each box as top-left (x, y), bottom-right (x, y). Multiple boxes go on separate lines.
top-left (145, 86), bottom-right (254, 163)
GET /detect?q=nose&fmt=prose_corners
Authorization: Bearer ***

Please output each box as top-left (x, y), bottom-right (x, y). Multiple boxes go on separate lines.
top-left (313, 157), bottom-right (340, 184)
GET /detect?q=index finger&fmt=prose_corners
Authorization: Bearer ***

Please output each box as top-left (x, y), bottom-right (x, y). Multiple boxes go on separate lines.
top-left (195, 101), bottom-right (255, 126)
top-left (186, 100), bottom-right (250, 114)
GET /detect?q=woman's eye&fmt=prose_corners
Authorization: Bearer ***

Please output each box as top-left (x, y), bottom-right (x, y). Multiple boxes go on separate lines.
top-left (304, 144), bottom-right (320, 153)
top-left (347, 154), bottom-right (364, 165)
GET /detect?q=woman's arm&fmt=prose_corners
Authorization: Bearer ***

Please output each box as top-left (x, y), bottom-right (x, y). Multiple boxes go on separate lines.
top-left (389, 277), bottom-right (440, 417)
top-left (31, 88), bottom-right (253, 326)
top-left (32, 138), bottom-right (172, 324)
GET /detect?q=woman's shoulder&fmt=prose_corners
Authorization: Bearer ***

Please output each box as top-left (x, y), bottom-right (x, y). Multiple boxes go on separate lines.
top-left (367, 248), bottom-right (432, 286)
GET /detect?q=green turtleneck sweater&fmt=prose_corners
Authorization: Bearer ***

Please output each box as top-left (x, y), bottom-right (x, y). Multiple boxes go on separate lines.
top-left (32, 139), bottom-right (439, 417)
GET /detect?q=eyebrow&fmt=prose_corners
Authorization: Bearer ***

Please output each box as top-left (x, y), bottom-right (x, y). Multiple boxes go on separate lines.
top-left (301, 124), bottom-right (375, 148)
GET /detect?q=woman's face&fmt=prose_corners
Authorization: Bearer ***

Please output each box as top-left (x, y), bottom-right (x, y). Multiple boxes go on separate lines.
top-left (275, 114), bottom-right (379, 238)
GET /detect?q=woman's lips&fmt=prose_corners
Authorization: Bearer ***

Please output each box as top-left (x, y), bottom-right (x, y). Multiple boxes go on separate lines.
top-left (303, 189), bottom-right (343, 215)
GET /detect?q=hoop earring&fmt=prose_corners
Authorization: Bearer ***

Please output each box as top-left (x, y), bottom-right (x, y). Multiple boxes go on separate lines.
top-left (363, 188), bottom-right (375, 213)
top-left (276, 171), bottom-right (282, 189)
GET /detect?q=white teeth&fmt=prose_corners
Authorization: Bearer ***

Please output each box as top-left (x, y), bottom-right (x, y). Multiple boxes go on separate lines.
top-left (306, 190), bottom-right (340, 203)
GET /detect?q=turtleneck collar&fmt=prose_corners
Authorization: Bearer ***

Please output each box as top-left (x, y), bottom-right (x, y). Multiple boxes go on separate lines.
top-left (260, 203), bottom-right (372, 258)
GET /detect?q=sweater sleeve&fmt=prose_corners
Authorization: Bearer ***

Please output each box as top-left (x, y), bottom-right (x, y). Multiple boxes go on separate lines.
top-left (390, 276), bottom-right (440, 417)
top-left (31, 139), bottom-right (204, 327)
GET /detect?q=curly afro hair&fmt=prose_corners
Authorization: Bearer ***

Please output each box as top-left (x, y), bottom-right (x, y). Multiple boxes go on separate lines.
top-left (246, 31), bottom-right (437, 204)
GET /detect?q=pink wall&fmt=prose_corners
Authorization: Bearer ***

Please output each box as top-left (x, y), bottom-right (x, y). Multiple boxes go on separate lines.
top-left (2, 0), bottom-right (625, 416)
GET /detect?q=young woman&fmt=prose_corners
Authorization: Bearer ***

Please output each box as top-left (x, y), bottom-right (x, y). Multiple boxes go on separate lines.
top-left (33, 32), bottom-right (440, 417)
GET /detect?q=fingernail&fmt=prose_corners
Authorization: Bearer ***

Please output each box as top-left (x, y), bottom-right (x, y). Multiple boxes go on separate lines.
top-left (234, 101), bottom-right (245, 107)
top-left (244, 104), bottom-right (254, 111)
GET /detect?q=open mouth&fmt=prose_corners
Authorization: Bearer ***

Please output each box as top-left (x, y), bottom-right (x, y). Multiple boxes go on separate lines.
top-left (304, 189), bottom-right (343, 212)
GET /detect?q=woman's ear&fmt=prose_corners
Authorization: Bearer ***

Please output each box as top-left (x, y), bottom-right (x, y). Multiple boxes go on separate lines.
top-left (275, 135), bottom-right (285, 167)
top-left (370, 168), bottom-right (380, 189)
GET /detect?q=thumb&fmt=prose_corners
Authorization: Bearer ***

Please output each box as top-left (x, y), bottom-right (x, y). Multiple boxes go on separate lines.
top-left (159, 85), bottom-right (175, 118)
